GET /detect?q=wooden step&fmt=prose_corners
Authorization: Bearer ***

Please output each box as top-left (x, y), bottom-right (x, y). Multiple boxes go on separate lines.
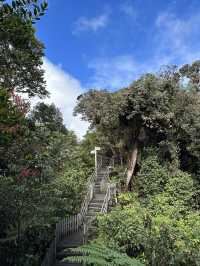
top-left (56, 249), bottom-right (82, 260)
top-left (88, 206), bottom-right (101, 212)
top-left (94, 184), bottom-right (101, 189)
top-left (57, 243), bottom-right (82, 250)
top-left (98, 170), bottom-right (107, 174)
top-left (96, 176), bottom-right (105, 179)
top-left (93, 194), bottom-right (105, 200)
top-left (57, 231), bottom-right (83, 250)
top-left (94, 183), bottom-right (101, 187)
top-left (87, 210), bottom-right (99, 216)
top-left (95, 179), bottom-right (103, 182)
top-left (86, 213), bottom-right (98, 218)
top-left (89, 202), bottom-right (103, 207)
top-left (91, 199), bottom-right (104, 204)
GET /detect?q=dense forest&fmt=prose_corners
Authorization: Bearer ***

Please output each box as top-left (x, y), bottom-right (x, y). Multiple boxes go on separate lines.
top-left (1, 1), bottom-right (200, 266)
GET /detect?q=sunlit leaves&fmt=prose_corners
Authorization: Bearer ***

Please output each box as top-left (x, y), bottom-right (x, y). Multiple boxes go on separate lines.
top-left (0, 0), bottom-right (48, 23)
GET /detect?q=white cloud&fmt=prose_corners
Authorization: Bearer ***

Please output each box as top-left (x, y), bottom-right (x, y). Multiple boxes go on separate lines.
top-left (32, 12), bottom-right (200, 136)
top-left (120, 1), bottom-right (137, 19)
top-left (73, 13), bottom-right (109, 33)
top-left (32, 58), bottom-right (88, 139)
top-left (87, 55), bottom-right (147, 90)
top-left (155, 11), bottom-right (200, 64)
top-left (87, 54), bottom-right (171, 90)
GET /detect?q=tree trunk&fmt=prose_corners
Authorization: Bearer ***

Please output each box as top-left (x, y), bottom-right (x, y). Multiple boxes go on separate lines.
top-left (126, 141), bottom-right (138, 190)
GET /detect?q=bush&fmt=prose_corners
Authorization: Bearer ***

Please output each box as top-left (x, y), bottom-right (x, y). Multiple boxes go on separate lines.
top-left (97, 167), bottom-right (200, 265)
top-left (0, 225), bottom-right (54, 266)
top-left (165, 170), bottom-right (195, 205)
top-left (97, 200), bottom-right (148, 254)
top-left (145, 212), bottom-right (200, 266)
top-left (135, 155), bottom-right (169, 199)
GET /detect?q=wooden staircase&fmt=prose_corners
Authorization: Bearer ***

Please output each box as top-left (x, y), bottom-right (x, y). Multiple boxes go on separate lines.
top-left (55, 230), bottom-right (83, 266)
top-left (41, 156), bottom-right (116, 266)
top-left (55, 168), bottom-right (109, 266)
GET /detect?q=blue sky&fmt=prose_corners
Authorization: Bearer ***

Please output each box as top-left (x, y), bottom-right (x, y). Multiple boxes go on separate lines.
top-left (34, 0), bottom-right (200, 137)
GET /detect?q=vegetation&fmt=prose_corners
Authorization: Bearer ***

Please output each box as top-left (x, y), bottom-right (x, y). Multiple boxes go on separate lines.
top-left (67, 243), bottom-right (144, 266)
top-left (74, 62), bottom-right (200, 265)
top-left (96, 157), bottom-right (200, 265)
top-left (0, 2), bottom-right (91, 265)
top-left (1, 0), bottom-right (200, 265)
top-left (0, 0), bottom-right (48, 97)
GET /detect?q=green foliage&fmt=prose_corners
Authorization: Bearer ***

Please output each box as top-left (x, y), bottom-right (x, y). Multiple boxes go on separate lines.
top-left (0, 224), bottom-right (53, 266)
top-left (107, 165), bottom-right (126, 185)
top-left (97, 198), bottom-right (200, 265)
top-left (173, 89), bottom-right (200, 176)
top-left (0, 0), bottom-right (48, 23)
top-left (158, 140), bottom-right (180, 170)
top-left (79, 131), bottom-right (103, 167)
top-left (67, 243), bottom-right (144, 266)
top-left (74, 90), bottom-right (125, 157)
top-left (135, 154), bottom-right (169, 198)
top-left (1, 15), bottom-right (200, 266)
top-left (124, 73), bottom-right (177, 134)
top-left (144, 211), bottom-right (200, 266)
top-left (75, 62), bottom-right (200, 183)
top-left (97, 200), bottom-right (147, 251)
top-left (165, 170), bottom-right (195, 204)
top-left (49, 168), bottom-right (88, 216)
top-left (179, 60), bottom-right (200, 91)
top-left (97, 153), bottom-right (200, 265)
top-left (29, 102), bottom-right (68, 134)
top-left (0, 96), bottom-right (92, 264)
top-left (0, 3), bottom-right (47, 97)
top-left (117, 192), bottom-right (137, 207)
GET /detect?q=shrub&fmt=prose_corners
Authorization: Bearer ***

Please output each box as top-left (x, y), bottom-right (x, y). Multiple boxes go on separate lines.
top-left (135, 155), bottom-right (169, 199)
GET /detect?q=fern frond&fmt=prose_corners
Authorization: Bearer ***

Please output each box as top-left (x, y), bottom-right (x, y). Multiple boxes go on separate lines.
top-left (63, 243), bottom-right (144, 266)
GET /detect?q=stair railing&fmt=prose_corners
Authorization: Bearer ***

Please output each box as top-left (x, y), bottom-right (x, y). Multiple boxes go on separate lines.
top-left (80, 154), bottom-right (103, 222)
top-left (41, 155), bottom-right (112, 266)
top-left (101, 183), bottom-right (111, 213)
top-left (83, 158), bottom-right (116, 243)
top-left (41, 213), bottom-right (82, 266)
top-left (41, 158), bottom-right (102, 266)
top-left (80, 171), bottom-right (95, 221)
top-left (101, 160), bottom-right (117, 213)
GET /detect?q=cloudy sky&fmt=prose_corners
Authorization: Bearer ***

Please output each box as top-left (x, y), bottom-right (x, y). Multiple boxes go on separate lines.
top-left (35, 0), bottom-right (200, 138)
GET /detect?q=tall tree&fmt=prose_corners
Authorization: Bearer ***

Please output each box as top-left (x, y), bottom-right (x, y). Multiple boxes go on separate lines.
top-left (30, 102), bottom-right (68, 134)
top-left (75, 64), bottom-right (200, 189)
top-left (0, 0), bottom-right (48, 97)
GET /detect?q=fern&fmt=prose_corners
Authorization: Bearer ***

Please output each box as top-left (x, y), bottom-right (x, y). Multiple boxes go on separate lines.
top-left (63, 243), bottom-right (144, 266)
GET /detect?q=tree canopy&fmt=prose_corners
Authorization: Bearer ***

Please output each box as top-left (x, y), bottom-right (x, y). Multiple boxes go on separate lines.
top-left (75, 62), bottom-right (200, 187)
top-left (0, 0), bottom-right (48, 97)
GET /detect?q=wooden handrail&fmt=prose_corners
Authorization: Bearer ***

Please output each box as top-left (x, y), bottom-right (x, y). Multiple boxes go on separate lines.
top-left (41, 163), bottom-right (99, 266)
top-left (82, 162), bottom-right (113, 242)
top-left (41, 214), bottom-right (81, 266)
top-left (80, 154), bottom-right (106, 221)
top-left (101, 184), bottom-right (111, 214)
top-left (41, 155), bottom-right (115, 266)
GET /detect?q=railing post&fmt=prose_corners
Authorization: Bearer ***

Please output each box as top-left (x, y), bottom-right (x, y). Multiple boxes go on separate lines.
top-left (89, 183), bottom-right (94, 200)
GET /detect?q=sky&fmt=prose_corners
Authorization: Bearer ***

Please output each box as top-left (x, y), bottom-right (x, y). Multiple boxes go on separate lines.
top-left (34, 0), bottom-right (200, 138)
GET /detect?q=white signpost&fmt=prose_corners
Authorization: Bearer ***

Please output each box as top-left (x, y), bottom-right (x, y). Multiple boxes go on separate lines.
top-left (91, 146), bottom-right (101, 179)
